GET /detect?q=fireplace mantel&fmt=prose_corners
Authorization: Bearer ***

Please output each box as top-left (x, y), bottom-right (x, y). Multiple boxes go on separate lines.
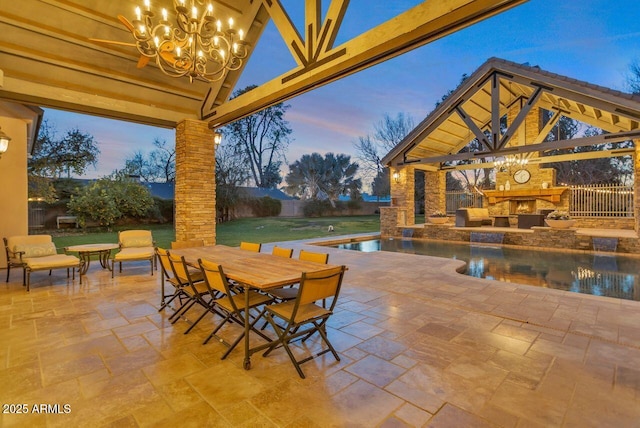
top-left (484, 187), bottom-right (567, 204)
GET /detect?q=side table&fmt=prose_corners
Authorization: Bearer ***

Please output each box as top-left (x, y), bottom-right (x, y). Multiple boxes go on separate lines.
top-left (65, 243), bottom-right (119, 274)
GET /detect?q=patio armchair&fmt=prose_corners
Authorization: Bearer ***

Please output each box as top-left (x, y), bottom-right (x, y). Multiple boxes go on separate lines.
top-left (262, 265), bottom-right (347, 378)
top-left (111, 230), bottom-right (155, 278)
top-left (4, 235), bottom-right (82, 291)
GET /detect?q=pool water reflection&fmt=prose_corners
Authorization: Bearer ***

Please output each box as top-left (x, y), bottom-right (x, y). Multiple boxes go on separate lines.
top-left (333, 239), bottom-right (640, 301)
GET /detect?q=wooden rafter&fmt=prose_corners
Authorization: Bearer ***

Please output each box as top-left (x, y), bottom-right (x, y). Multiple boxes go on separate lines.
top-left (398, 129), bottom-right (640, 167)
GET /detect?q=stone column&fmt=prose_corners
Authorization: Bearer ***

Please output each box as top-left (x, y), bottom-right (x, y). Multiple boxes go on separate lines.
top-left (634, 141), bottom-right (640, 234)
top-left (175, 119), bottom-right (216, 245)
top-left (390, 165), bottom-right (415, 226)
top-left (424, 170), bottom-right (446, 216)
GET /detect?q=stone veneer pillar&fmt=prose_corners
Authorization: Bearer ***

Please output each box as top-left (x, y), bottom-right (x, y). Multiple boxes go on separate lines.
top-left (390, 165), bottom-right (415, 226)
top-left (175, 119), bottom-right (216, 245)
top-left (635, 141), bottom-right (640, 234)
top-left (424, 170), bottom-right (446, 216)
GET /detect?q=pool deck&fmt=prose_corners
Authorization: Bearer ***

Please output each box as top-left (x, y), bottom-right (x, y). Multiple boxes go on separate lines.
top-left (2, 235), bottom-right (640, 427)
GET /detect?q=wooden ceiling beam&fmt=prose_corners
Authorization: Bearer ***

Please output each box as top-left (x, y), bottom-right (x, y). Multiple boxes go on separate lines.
top-left (394, 129), bottom-right (640, 167)
top-left (203, 0), bottom-right (528, 127)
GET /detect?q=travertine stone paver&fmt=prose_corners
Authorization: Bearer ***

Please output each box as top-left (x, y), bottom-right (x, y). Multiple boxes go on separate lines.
top-left (1, 235), bottom-right (639, 427)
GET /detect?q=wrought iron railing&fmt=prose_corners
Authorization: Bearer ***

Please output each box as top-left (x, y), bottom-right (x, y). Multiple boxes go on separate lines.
top-left (445, 191), bottom-right (484, 214)
top-left (569, 184), bottom-right (634, 217)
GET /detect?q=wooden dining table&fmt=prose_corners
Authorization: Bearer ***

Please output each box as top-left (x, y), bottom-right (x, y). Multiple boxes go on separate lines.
top-left (171, 245), bottom-right (342, 370)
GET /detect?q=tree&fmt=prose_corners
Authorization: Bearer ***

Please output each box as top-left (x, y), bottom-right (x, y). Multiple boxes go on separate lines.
top-left (29, 120), bottom-right (100, 179)
top-left (542, 123), bottom-right (632, 185)
top-left (215, 142), bottom-right (250, 221)
top-left (626, 59), bottom-right (640, 94)
top-left (67, 171), bottom-right (156, 228)
top-left (353, 112), bottom-right (415, 184)
top-left (285, 152), bottom-right (362, 206)
top-left (222, 85), bottom-right (291, 188)
top-left (123, 138), bottom-right (175, 182)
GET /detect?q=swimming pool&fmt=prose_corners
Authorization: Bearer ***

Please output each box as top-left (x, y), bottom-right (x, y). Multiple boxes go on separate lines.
top-left (332, 238), bottom-right (640, 301)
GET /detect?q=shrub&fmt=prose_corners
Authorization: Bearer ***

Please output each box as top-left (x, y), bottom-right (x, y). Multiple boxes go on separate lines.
top-left (303, 199), bottom-right (333, 217)
top-left (248, 196), bottom-right (282, 217)
top-left (68, 173), bottom-right (155, 228)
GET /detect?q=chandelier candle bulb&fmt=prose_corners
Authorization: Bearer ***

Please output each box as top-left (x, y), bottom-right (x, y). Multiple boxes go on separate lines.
top-left (135, 7), bottom-right (141, 20)
top-left (162, 8), bottom-right (168, 21)
top-left (228, 17), bottom-right (233, 29)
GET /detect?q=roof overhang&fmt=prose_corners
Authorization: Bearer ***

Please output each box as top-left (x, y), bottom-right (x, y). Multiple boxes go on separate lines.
top-left (382, 57), bottom-right (640, 170)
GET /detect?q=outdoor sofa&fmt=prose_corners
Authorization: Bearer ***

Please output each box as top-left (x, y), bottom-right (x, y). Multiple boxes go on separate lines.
top-left (455, 208), bottom-right (493, 227)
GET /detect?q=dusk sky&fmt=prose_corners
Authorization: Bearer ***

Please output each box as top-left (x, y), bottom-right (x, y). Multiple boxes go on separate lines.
top-left (44, 0), bottom-right (640, 183)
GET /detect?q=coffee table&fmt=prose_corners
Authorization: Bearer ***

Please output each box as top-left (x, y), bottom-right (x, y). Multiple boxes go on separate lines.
top-left (65, 243), bottom-right (119, 274)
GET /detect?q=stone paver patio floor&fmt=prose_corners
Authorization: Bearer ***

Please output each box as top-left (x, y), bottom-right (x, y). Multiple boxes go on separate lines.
top-left (1, 237), bottom-right (640, 427)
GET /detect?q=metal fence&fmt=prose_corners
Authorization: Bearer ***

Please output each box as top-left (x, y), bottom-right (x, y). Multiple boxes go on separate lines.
top-left (28, 202), bottom-right (46, 229)
top-left (569, 184), bottom-right (634, 217)
top-left (445, 191), bottom-right (484, 214)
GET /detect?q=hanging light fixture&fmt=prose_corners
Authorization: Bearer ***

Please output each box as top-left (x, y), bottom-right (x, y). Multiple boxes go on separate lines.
top-left (494, 154), bottom-right (528, 172)
top-left (0, 126), bottom-right (11, 158)
top-left (130, 0), bottom-right (249, 83)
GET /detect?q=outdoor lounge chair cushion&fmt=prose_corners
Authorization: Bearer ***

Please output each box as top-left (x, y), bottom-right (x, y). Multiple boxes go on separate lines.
top-left (119, 231), bottom-right (154, 248)
top-left (13, 242), bottom-right (57, 258)
top-left (25, 254), bottom-right (80, 270)
top-left (114, 247), bottom-right (154, 261)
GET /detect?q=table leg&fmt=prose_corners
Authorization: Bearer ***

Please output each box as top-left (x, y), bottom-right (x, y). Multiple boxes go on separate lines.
top-left (243, 285), bottom-right (251, 370)
top-left (99, 250), bottom-right (112, 270)
top-left (78, 252), bottom-right (91, 275)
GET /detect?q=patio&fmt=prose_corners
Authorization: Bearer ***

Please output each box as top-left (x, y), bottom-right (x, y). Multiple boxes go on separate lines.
top-left (2, 240), bottom-right (640, 427)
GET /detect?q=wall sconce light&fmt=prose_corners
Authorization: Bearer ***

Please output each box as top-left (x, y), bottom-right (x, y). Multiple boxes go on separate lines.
top-left (392, 171), bottom-right (400, 183)
top-left (0, 126), bottom-right (11, 158)
top-left (213, 131), bottom-right (223, 146)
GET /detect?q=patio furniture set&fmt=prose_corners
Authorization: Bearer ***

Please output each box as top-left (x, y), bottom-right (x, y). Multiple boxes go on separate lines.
top-left (162, 242), bottom-right (346, 378)
top-left (4, 232), bottom-right (345, 378)
top-left (454, 207), bottom-right (558, 229)
top-left (3, 230), bottom-right (154, 291)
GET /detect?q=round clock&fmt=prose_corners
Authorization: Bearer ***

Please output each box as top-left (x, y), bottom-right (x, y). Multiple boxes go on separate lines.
top-left (513, 169), bottom-right (531, 184)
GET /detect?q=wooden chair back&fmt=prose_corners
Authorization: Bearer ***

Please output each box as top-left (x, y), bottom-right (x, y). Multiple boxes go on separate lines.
top-left (299, 249), bottom-right (329, 264)
top-left (272, 246), bottom-right (293, 258)
top-left (240, 241), bottom-right (261, 252)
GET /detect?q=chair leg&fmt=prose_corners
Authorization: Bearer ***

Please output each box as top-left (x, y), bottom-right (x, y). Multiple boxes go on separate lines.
top-left (26, 271), bottom-right (30, 292)
top-left (5, 265), bottom-right (9, 283)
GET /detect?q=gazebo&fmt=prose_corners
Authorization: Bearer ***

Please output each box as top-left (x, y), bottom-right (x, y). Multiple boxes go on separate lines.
top-left (381, 58), bottom-right (640, 251)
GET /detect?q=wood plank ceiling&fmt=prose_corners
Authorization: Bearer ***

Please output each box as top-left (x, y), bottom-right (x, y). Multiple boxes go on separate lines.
top-left (0, 0), bottom-right (265, 128)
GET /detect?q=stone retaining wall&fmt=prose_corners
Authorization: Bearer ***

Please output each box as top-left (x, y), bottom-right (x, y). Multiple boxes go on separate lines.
top-left (392, 223), bottom-right (640, 254)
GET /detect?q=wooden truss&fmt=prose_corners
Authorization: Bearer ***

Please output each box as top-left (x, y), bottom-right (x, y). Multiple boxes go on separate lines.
top-left (201, 0), bottom-right (528, 128)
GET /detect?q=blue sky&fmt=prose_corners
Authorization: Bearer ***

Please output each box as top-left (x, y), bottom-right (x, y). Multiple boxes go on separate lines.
top-left (44, 0), bottom-right (640, 181)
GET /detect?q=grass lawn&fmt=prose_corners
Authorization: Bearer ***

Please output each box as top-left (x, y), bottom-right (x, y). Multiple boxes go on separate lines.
top-left (51, 215), bottom-right (383, 251)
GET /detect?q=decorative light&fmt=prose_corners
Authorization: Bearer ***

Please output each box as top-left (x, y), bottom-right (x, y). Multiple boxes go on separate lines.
top-left (129, 0), bottom-right (250, 83)
top-left (213, 131), bottom-right (222, 146)
top-left (392, 171), bottom-right (400, 183)
top-left (494, 154), bottom-right (528, 172)
top-left (0, 126), bottom-right (11, 158)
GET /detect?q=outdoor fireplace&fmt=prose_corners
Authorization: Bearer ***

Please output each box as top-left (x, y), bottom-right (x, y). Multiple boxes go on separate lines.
top-left (510, 200), bottom-right (535, 214)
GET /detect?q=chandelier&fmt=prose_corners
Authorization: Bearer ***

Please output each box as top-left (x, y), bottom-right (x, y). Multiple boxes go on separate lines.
top-left (494, 154), bottom-right (528, 172)
top-left (130, 0), bottom-right (250, 83)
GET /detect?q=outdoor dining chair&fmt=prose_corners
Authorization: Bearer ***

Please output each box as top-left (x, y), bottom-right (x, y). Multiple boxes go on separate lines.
top-left (155, 247), bottom-right (203, 314)
top-left (268, 249), bottom-right (329, 302)
top-left (272, 246), bottom-right (293, 258)
top-left (198, 258), bottom-right (273, 359)
top-left (167, 252), bottom-right (212, 334)
top-left (240, 241), bottom-right (261, 252)
top-left (262, 265), bottom-right (346, 378)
